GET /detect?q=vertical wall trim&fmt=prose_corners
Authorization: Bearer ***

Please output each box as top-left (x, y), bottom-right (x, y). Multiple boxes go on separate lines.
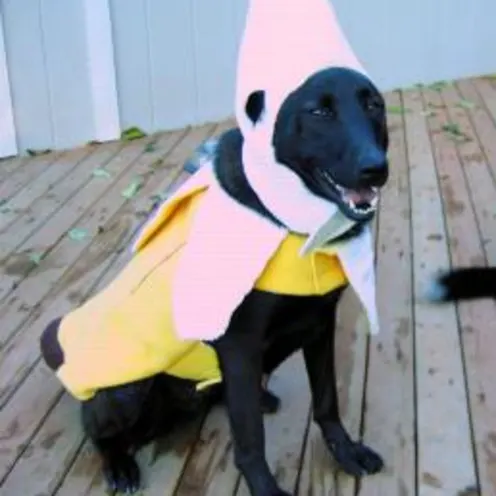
top-left (83, 0), bottom-right (120, 141)
top-left (0, 6), bottom-right (18, 157)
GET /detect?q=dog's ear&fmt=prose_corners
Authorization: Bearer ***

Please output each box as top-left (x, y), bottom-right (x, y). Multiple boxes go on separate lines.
top-left (245, 90), bottom-right (266, 125)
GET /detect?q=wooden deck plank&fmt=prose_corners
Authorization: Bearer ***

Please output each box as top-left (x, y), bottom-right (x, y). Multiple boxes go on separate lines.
top-left (0, 156), bottom-right (29, 185)
top-left (0, 141), bottom-right (124, 266)
top-left (437, 82), bottom-right (496, 493)
top-left (456, 79), bottom-right (496, 264)
top-left (0, 148), bottom-right (91, 233)
top-left (474, 77), bottom-right (496, 126)
top-left (0, 394), bottom-right (85, 496)
top-left (404, 87), bottom-right (476, 494)
top-left (359, 91), bottom-right (416, 495)
top-left (0, 125), bottom-right (218, 495)
top-left (53, 123), bottom-right (230, 496)
top-left (0, 136), bottom-right (154, 304)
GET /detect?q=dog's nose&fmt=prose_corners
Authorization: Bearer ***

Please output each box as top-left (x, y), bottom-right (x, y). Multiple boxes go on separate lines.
top-left (359, 162), bottom-right (388, 187)
top-left (357, 147), bottom-right (388, 187)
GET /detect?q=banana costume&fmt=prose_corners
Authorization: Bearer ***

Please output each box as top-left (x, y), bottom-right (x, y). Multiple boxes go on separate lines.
top-left (40, 0), bottom-right (380, 402)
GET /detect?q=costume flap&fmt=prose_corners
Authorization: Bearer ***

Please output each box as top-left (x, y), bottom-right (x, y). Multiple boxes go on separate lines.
top-left (172, 168), bottom-right (287, 341)
top-left (132, 165), bottom-right (212, 254)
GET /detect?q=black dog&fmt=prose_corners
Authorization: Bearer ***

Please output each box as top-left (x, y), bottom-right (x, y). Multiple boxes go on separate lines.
top-left (428, 267), bottom-right (496, 302)
top-left (40, 67), bottom-right (389, 496)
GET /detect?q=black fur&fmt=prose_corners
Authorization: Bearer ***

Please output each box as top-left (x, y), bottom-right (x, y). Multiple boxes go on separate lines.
top-left (40, 67), bottom-right (389, 495)
top-left (428, 267), bottom-right (496, 302)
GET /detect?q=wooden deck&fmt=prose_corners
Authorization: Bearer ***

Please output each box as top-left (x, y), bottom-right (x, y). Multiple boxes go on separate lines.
top-left (1, 75), bottom-right (496, 496)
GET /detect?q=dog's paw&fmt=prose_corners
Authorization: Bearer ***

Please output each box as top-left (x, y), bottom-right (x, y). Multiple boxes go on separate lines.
top-left (261, 388), bottom-right (281, 414)
top-left (332, 440), bottom-right (384, 476)
top-left (323, 423), bottom-right (384, 477)
top-left (103, 452), bottom-right (141, 494)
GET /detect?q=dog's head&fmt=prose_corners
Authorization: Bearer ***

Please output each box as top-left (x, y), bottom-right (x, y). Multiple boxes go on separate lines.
top-left (244, 67), bottom-right (389, 222)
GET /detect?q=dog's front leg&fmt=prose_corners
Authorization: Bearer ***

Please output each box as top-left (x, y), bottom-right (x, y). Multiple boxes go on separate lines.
top-left (303, 301), bottom-right (384, 477)
top-left (212, 323), bottom-right (291, 496)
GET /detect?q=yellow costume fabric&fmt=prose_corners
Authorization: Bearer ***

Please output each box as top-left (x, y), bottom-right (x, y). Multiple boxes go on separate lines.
top-left (53, 183), bottom-right (347, 402)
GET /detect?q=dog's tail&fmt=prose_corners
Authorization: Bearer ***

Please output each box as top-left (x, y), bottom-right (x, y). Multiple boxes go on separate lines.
top-left (426, 267), bottom-right (496, 302)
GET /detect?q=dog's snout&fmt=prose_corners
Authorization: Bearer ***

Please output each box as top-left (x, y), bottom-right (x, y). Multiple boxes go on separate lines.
top-left (359, 162), bottom-right (388, 187)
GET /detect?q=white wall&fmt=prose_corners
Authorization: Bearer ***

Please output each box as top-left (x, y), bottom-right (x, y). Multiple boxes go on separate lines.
top-left (0, 0), bottom-right (494, 158)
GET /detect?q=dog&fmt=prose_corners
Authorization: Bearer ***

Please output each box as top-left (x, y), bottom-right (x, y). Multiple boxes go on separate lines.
top-left (40, 67), bottom-right (389, 496)
top-left (427, 267), bottom-right (496, 302)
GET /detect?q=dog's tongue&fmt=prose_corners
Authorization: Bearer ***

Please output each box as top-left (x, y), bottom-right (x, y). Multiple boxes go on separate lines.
top-left (343, 188), bottom-right (375, 204)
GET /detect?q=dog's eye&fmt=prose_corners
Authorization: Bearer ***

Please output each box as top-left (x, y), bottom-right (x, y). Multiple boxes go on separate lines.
top-left (310, 107), bottom-right (336, 118)
top-left (365, 99), bottom-right (383, 112)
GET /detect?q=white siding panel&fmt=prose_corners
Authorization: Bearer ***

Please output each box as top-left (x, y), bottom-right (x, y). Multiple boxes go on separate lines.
top-left (191, 0), bottom-right (238, 124)
top-left (83, 0), bottom-right (120, 142)
top-left (1, 0), bottom-right (54, 152)
top-left (39, 0), bottom-right (94, 148)
top-left (109, 1), bottom-right (154, 132)
top-left (0, 6), bottom-right (17, 157)
top-left (333, 0), bottom-right (496, 91)
top-left (146, 0), bottom-right (197, 130)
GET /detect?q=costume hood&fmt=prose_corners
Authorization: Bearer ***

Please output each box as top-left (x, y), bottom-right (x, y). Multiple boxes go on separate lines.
top-left (235, 0), bottom-right (370, 252)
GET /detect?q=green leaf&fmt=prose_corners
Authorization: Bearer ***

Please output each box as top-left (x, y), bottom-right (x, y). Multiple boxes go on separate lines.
top-left (456, 99), bottom-right (476, 110)
top-left (150, 191), bottom-right (168, 204)
top-left (429, 80), bottom-right (453, 92)
top-left (442, 123), bottom-right (463, 136)
top-left (144, 142), bottom-right (157, 153)
top-left (121, 127), bottom-right (147, 141)
top-left (121, 178), bottom-right (144, 199)
top-left (0, 198), bottom-right (11, 214)
top-left (149, 158), bottom-right (164, 170)
top-left (92, 168), bottom-right (111, 179)
top-left (441, 123), bottom-right (471, 142)
top-left (26, 148), bottom-right (52, 157)
top-left (387, 105), bottom-right (411, 115)
top-left (68, 227), bottom-right (89, 241)
top-left (29, 252), bottom-right (44, 265)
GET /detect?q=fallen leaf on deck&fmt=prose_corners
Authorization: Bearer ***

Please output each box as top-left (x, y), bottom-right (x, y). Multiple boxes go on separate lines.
top-left (150, 158), bottom-right (164, 169)
top-left (28, 252), bottom-right (44, 265)
top-left (68, 228), bottom-right (89, 241)
top-left (121, 178), bottom-right (144, 199)
top-left (150, 191), bottom-right (169, 204)
top-left (441, 123), bottom-right (471, 142)
top-left (26, 148), bottom-right (52, 157)
top-left (429, 80), bottom-right (453, 91)
top-left (145, 142), bottom-right (157, 153)
top-left (0, 199), bottom-right (11, 213)
top-left (456, 99), bottom-right (476, 110)
top-left (420, 110), bottom-right (437, 118)
top-left (387, 105), bottom-right (411, 114)
top-left (121, 127), bottom-right (147, 141)
top-left (92, 168), bottom-right (111, 179)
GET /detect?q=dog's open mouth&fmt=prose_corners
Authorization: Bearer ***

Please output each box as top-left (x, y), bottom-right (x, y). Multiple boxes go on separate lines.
top-left (317, 170), bottom-right (379, 219)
